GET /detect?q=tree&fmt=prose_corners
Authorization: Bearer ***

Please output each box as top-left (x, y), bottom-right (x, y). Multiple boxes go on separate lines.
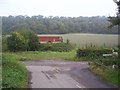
top-left (7, 31), bottom-right (40, 51)
top-left (18, 30), bottom-right (40, 51)
top-left (108, 0), bottom-right (120, 28)
top-left (27, 31), bottom-right (40, 51)
top-left (7, 32), bottom-right (28, 51)
top-left (2, 36), bottom-right (8, 51)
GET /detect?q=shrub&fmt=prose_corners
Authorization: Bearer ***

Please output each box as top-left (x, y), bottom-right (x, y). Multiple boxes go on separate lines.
top-left (101, 57), bottom-right (119, 66)
top-left (52, 43), bottom-right (73, 52)
top-left (18, 30), bottom-right (40, 51)
top-left (39, 43), bottom-right (73, 52)
top-left (76, 48), bottom-right (112, 58)
top-left (7, 31), bottom-right (40, 51)
top-left (7, 32), bottom-right (28, 51)
top-left (76, 49), bottom-right (88, 58)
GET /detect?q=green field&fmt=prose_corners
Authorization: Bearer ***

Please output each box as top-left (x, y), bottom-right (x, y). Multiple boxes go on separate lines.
top-left (38, 33), bottom-right (119, 47)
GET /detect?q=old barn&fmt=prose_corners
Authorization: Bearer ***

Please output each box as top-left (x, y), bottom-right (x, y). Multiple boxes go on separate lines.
top-left (38, 35), bottom-right (63, 43)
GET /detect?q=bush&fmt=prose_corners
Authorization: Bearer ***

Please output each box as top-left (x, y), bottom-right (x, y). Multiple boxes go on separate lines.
top-left (2, 54), bottom-right (28, 88)
top-left (7, 32), bottom-right (28, 51)
top-left (76, 48), bottom-right (112, 58)
top-left (39, 43), bottom-right (73, 52)
top-left (19, 30), bottom-right (40, 51)
top-left (7, 31), bottom-right (40, 51)
top-left (98, 57), bottom-right (120, 67)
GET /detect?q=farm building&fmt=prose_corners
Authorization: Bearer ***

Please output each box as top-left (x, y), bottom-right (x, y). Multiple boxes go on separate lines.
top-left (38, 35), bottom-right (63, 43)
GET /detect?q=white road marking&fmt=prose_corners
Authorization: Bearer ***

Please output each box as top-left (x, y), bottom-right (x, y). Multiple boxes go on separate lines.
top-left (76, 84), bottom-right (81, 88)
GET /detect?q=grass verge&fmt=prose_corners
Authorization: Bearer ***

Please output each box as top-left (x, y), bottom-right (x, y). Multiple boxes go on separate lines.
top-left (89, 62), bottom-right (119, 87)
top-left (2, 53), bottom-right (28, 88)
top-left (4, 50), bottom-right (76, 61)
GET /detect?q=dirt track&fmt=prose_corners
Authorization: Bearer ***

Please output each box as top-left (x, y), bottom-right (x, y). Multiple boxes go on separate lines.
top-left (23, 60), bottom-right (117, 88)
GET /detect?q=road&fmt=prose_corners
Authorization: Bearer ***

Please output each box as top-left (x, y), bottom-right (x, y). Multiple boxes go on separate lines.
top-left (23, 60), bottom-right (117, 88)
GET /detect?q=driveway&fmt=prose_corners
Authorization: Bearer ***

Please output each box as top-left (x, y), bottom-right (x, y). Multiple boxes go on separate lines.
top-left (23, 60), bottom-right (117, 88)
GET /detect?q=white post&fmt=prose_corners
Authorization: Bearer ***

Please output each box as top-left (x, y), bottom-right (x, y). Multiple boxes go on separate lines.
top-left (112, 65), bottom-right (115, 69)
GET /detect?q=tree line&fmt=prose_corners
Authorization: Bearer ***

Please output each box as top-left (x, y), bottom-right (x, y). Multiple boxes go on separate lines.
top-left (2, 15), bottom-right (118, 34)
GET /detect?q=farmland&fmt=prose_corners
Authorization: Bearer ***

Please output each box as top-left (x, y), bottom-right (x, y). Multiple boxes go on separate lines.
top-left (2, 32), bottom-right (119, 88)
top-left (38, 33), bottom-right (119, 47)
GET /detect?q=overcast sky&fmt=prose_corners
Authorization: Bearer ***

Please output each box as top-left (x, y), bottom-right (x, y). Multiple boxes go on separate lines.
top-left (0, 0), bottom-right (118, 17)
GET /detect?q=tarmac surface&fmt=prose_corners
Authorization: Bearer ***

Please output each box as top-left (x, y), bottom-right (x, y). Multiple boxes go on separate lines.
top-left (23, 60), bottom-right (117, 88)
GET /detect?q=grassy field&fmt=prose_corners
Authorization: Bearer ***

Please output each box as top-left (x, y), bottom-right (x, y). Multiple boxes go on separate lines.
top-left (38, 33), bottom-right (119, 47)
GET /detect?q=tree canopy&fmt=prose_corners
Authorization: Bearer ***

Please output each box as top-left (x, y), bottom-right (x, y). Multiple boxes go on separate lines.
top-left (2, 15), bottom-right (118, 34)
top-left (108, 0), bottom-right (120, 28)
top-left (7, 31), bottom-right (40, 51)
top-left (7, 32), bottom-right (28, 51)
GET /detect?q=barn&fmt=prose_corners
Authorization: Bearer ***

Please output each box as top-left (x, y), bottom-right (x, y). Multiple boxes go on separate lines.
top-left (38, 35), bottom-right (63, 43)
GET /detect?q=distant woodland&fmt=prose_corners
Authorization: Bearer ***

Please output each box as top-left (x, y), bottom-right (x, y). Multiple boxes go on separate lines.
top-left (2, 15), bottom-right (118, 34)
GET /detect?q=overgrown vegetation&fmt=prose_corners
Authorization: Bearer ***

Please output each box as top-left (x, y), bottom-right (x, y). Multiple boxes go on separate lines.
top-left (2, 54), bottom-right (28, 88)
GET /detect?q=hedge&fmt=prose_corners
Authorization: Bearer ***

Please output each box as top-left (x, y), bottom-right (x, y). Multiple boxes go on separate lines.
top-left (76, 48), bottom-right (112, 58)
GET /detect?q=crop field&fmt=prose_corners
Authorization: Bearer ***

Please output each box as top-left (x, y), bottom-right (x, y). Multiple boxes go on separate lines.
top-left (38, 33), bottom-right (119, 47)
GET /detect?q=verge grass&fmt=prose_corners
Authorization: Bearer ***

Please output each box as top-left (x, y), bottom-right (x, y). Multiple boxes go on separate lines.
top-left (2, 54), bottom-right (28, 88)
top-left (4, 49), bottom-right (76, 61)
top-left (89, 62), bottom-right (119, 87)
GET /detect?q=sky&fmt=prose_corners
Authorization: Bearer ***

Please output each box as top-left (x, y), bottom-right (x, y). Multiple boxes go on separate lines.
top-left (0, 0), bottom-right (118, 17)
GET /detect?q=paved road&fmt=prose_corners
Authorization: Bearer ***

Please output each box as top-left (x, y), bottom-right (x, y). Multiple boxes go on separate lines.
top-left (23, 60), bottom-right (117, 88)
